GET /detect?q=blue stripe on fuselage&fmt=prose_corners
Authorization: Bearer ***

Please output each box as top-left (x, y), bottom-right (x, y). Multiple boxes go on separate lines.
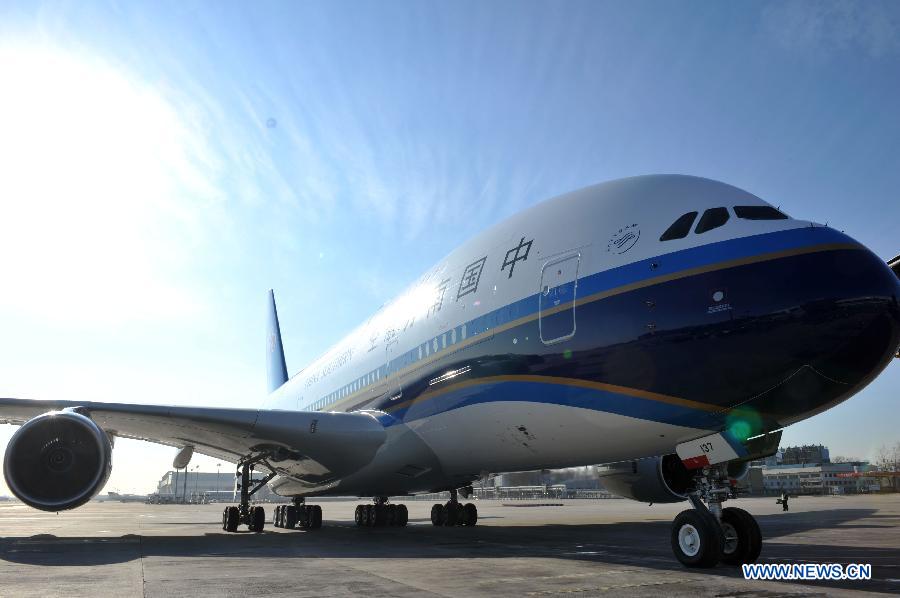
top-left (578, 224), bottom-right (853, 299)
top-left (375, 378), bottom-right (726, 430)
top-left (322, 226), bottom-right (857, 414)
top-left (477, 226), bottom-right (855, 342)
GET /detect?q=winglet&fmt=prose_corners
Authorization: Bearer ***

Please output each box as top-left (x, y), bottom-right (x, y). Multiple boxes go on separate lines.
top-left (266, 290), bottom-right (289, 393)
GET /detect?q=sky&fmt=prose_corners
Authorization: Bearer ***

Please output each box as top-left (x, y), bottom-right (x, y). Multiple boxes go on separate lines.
top-left (0, 1), bottom-right (898, 493)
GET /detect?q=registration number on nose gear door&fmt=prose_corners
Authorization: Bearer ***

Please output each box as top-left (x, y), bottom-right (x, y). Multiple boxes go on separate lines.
top-left (676, 431), bottom-right (749, 469)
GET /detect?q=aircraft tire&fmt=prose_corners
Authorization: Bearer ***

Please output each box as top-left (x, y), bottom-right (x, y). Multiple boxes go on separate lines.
top-left (719, 507), bottom-right (762, 565)
top-left (430, 503), bottom-right (444, 526)
top-left (671, 509), bottom-right (723, 568)
top-left (249, 505), bottom-right (265, 533)
top-left (224, 506), bottom-right (239, 533)
top-left (311, 504), bottom-right (323, 529)
top-left (374, 504), bottom-right (387, 527)
top-left (396, 504), bottom-right (408, 527)
top-left (354, 505), bottom-right (363, 526)
top-left (463, 503), bottom-right (478, 527)
top-left (386, 504), bottom-right (397, 526)
top-left (443, 501), bottom-right (459, 526)
top-left (285, 505), bottom-right (297, 529)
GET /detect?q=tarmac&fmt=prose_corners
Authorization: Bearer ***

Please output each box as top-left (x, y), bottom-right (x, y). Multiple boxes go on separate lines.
top-left (0, 494), bottom-right (898, 597)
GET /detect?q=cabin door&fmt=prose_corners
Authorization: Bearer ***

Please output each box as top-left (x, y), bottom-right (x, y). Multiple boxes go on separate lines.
top-left (383, 334), bottom-right (404, 403)
top-left (539, 253), bottom-right (580, 344)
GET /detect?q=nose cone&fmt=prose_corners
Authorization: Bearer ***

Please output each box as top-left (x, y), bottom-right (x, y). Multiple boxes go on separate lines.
top-left (813, 247), bottom-right (900, 391)
top-left (749, 239), bottom-right (900, 427)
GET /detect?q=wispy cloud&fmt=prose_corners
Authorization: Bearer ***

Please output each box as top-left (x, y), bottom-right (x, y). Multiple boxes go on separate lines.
top-left (761, 0), bottom-right (900, 58)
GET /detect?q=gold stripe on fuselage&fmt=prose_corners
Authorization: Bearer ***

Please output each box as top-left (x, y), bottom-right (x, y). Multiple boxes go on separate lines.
top-left (383, 374), bottom-right (723, 416)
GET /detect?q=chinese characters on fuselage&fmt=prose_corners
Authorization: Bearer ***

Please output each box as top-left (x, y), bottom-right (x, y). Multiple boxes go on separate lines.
top-left (501, 236), bottom-right (533, 279)
top-left (457, 256), bottom-right (487, 300)
top-left (372, 236), bottom-right (535, 352)
top-left (428, 278), bottom-right (452, 317)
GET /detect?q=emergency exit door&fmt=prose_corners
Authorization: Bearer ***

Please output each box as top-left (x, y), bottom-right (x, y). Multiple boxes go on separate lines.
top-left (539, 253), bottom-right (580, 344)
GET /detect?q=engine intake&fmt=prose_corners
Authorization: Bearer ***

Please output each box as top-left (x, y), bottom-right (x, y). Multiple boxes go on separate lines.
top-left (3, 410), bottom-right (112, 511)
top-left (598, 454), bottom-right (693, 503)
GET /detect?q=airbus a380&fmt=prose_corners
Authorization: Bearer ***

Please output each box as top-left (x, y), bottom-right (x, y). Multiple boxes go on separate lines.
top-left (2, 175), bottom-right (898, 568)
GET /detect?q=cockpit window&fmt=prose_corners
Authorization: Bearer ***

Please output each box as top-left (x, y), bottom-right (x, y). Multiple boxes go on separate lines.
top-left (734, 205), bottom-right (788, 220)
top-left (695, 207), bottom-right (729, 234)
top-left (659, 211), bottom-right (698, 241)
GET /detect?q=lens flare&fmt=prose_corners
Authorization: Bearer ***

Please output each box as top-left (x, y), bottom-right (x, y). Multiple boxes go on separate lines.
top-left (725, 407), bottom-right (763, 441)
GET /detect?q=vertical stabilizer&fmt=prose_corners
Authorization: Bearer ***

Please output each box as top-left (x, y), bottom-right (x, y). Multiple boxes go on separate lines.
top-left (266, 289), bottom-right (289, 393)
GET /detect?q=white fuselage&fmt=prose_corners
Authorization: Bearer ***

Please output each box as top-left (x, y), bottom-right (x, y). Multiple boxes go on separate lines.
top-left (260, 175), bottom-right (895, 497)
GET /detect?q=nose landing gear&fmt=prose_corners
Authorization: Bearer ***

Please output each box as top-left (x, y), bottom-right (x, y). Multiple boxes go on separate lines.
top-left (670, 464), bottom-right (762, 568)
top-left (719, 506), bottom-right (762, 565)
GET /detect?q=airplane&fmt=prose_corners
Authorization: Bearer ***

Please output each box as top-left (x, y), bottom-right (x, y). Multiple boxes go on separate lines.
top-left (2, 174), bottom-right (898, 568)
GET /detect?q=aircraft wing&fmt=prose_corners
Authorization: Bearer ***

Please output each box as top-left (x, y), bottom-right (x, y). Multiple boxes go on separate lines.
top-left (0, 397), bottom-right (386, 485)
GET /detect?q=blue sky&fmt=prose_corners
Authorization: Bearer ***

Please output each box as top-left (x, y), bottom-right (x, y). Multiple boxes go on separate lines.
top-left (0, 1), bottom-right (898, 492)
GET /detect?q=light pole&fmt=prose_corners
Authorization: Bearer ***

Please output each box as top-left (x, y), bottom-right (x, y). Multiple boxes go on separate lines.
top-left (216, 463), bottom-right (221, 503)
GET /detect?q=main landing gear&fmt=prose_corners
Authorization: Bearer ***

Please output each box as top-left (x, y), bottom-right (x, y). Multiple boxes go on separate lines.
top-left (355, 496), bottom-right (409, 527)
top-left (670, 464), bottom-right (762, 568)
top-left (430, 488), bottom-right (478, 527)
top-left (273, 498), bottom-right (323, 530)
top-left (222, 454), bottom-right (277, 533)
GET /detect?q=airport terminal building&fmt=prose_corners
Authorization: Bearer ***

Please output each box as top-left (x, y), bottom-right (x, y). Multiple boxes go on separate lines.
top-left (760, 462), bottom-right (878, 495)
top-left (153, 470), bottom-right (279, 503)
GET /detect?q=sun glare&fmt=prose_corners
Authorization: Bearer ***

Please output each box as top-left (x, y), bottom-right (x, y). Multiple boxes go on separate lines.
top-left (0, 43), bottom-right (215, 324)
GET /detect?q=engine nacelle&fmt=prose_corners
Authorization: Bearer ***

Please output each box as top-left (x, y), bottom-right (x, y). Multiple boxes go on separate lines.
top-left (598, 454), bottom-right (693, 503)
top-left (727, 459), bottom-right (751, 481)
top-left (3, 410), bottom-right (112, 511)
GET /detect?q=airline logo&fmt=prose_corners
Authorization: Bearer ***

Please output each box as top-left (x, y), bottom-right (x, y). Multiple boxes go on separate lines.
top-left (607, 224), bottom-right (641, 254)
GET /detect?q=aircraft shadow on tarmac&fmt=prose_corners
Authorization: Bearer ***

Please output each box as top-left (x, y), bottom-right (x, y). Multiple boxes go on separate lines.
top-left (1, 509), bottom-right (896, 594)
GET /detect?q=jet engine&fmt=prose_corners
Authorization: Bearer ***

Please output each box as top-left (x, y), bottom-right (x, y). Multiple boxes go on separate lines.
top-left (727, 459), bottom-right (751, 481)
top-left (598, 454), bottom-right (693, 503)
top-left (3, 410), bottom-right (112, 511)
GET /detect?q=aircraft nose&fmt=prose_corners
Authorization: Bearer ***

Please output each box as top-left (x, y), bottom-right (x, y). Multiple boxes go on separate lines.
top-left (814, 247), bottom-right (900, 388)
top-left (748, 241), bottom-right (900, 427)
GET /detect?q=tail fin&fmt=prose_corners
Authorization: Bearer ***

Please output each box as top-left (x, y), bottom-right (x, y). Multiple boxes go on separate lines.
top-left (266, 289), bottom-right (289, 393)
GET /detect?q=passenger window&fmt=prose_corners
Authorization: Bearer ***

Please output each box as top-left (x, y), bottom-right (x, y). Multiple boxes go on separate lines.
top-left (659, 211), bottom-right (698, 241)
top-left (734, 205), bottom-right (788, 220)
top-left (695, 207), bottom-right (729, 234)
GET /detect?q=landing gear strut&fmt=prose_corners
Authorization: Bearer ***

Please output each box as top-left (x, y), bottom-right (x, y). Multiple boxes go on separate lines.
top-left (670, 464), bottom-right (761, 567)
top-left (355, 496), bottom-right (408, 527)
top-left (221, 454), bottom-right (276, 533)
top-left (430, 488), bottom-right (478, 527)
